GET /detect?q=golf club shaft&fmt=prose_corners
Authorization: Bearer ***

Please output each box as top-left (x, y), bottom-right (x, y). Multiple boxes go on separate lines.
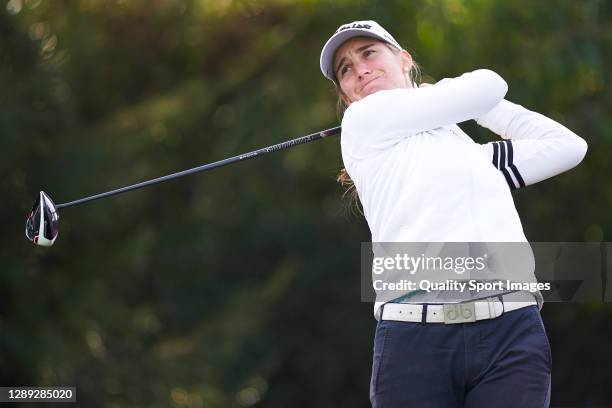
top-left (56, 126), bottom-right (341, 209)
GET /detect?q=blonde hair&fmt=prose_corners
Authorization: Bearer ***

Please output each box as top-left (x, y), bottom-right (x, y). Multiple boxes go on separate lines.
top-left (335, 43), bottom-right (422, 209)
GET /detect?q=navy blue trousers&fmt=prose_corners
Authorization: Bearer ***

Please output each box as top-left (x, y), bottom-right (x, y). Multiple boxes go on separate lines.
top-left (370, 305), bottom-right (551, 408)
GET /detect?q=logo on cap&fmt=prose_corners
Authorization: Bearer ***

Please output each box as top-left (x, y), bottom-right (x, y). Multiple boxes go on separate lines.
top-left (335, 22), bottom-right (372, 34)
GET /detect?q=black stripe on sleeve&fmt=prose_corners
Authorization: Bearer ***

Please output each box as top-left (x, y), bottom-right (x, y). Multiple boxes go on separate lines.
top-left (505, 141), bottom-right (526, 188)
top-left (491, 141), bottom-right (526, 190)
top-left (492, 143), bottom-right (499, 169)
top-left (509, 164), bottom-right (525, 188)
top-left (499, 140), bottom-right (506, 169)
top-left (498, 142), bottom-right (517, 189)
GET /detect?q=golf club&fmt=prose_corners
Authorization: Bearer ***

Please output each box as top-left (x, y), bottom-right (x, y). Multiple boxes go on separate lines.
top-left (25, 126), bottom-right (341, 247)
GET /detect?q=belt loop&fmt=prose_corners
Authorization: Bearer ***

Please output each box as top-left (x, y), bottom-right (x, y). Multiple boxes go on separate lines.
top-left (379, 303), bottom-right (387, 321)
top-left (421, 304), bottom-right (428, 324)
top-left (497, 295), bottom-right (505, 314)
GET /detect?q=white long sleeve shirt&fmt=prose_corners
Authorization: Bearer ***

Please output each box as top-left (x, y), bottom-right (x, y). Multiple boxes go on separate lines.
top-left (341, 69), bottom-right (587, 243)
top-left (339, 69), bottom-right (588, 318)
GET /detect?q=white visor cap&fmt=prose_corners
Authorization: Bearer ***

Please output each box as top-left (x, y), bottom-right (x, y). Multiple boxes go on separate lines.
top-left (320, 20), bottom-right (402, 82)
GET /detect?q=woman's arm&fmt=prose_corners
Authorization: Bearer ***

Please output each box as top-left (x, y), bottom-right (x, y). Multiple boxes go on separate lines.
top-left (476, 99), bottom-right (588, 189)
top-left (341, 69), bottom-right (508, 157)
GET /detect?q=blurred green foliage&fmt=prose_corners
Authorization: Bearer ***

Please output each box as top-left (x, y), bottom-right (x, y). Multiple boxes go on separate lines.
top-left (1, 0), bottom-right (611, 407)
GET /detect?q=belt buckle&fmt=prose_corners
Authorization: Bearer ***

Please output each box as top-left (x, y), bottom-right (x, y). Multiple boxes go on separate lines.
top-left (442, 303), bottom-right (476, 324)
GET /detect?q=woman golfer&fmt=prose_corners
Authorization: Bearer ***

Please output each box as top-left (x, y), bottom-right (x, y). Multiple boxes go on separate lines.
top-left (320, 21), bottom-right (587, 407)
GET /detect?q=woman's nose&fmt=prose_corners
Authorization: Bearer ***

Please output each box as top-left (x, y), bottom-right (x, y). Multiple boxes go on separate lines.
top-left (355, 62), bottom-right (371, 78)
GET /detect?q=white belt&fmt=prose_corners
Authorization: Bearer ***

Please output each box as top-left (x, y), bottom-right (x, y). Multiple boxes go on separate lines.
top-left (381, 291), bottom-right (538, 324)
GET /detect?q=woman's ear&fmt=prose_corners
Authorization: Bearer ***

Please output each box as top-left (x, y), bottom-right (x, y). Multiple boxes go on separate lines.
top-left (400, 50), bottom-right (413, 72)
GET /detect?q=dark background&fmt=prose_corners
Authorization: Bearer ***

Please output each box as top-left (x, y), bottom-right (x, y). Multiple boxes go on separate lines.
top-left (1, 0), bottom-right (611, 407)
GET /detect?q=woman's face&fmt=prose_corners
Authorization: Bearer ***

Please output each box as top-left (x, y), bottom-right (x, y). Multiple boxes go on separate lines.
top-left (333, 37), bottom-right (413, 105)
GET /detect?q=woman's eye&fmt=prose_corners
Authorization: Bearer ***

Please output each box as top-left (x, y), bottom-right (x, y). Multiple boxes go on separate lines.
top-left (341, 66), bottom-right (350, 76)
top-left (364, 50), bottom-right (375, 57)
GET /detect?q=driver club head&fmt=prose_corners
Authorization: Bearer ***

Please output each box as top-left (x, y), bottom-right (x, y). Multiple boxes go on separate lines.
top-left (25, 191), bottom-right (59, 247)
